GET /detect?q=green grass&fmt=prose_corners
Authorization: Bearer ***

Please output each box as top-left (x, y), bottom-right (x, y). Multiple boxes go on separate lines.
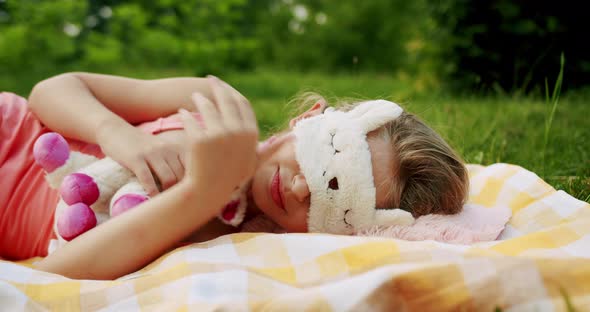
top-left (2, 68), bottom-right (588, 202)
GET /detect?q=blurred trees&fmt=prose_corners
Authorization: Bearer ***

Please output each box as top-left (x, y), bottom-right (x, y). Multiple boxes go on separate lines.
top-left (0, 0), bottom-right (86, 73)
top-left (0, 0), bottom-right (261, 75)
top-left (0, 0), bottom-right (588, 93)
top-left (434, 0), bottom-right (590, 93)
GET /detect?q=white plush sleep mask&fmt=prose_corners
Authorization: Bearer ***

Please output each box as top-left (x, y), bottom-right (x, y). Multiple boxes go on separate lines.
top-left (293, 100), bottom-right (415, 234)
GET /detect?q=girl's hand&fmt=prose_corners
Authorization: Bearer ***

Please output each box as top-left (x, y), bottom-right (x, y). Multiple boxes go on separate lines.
top-left (96, 123), bottom-right (184, 196)
top-left (179, 76), bottom-right (258, 209)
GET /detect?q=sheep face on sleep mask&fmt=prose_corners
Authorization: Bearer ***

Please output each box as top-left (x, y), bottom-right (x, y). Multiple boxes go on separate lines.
top-left (293, 100), bottom-right (415, 235)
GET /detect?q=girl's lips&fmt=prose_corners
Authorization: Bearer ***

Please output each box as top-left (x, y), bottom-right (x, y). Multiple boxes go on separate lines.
top-left (270, 167), bottom-right (285, 211)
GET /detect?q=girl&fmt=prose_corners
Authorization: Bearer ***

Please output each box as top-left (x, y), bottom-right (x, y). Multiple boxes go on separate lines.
top-left (0, 73), bottom-right (468, 280)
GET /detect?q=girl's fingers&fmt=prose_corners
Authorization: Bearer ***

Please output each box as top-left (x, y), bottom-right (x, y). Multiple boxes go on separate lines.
top-left (179, 108), bottom-right (204, 140)
top-left (237, 94), bottom-right (258, 132)
top-left (221, 80), bottom-right (258, 131)
top-left (177, 153), bottom-right (186, 173)
top-left (165, 153), bottom-right (185, 181)
top-left (207, 76), bottom-right (242, 127)
top-left (147, 156), bottom-right (177, 190)
top-left (190, 93), bottom-right (221, 132)
top-left (133, 161), bottom-right (159, 196)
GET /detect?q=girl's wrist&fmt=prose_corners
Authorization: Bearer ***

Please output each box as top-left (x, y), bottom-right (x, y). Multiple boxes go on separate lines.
top-left (178, 177), bottom-right (232, 216)
top-left (95, 118), bottom-right (137, 146)
top-left (176, 178), bottom-right (200, 203)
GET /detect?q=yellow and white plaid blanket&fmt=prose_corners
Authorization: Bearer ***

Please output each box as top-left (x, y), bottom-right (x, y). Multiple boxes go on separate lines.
top-left (1, 164), bottom-right (589, 311)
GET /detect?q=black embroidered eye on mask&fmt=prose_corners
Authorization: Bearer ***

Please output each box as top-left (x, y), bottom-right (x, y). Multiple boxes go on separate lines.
top-left (328, 177), bottom-right (339, 190)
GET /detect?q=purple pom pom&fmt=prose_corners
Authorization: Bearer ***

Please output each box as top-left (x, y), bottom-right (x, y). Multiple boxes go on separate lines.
top-left (111, 194), bottom-right (149, 217)
top-left (60, 173), bottom-right (100, 205)
top-left (33, 132), bottom-right (70, 173)
top-left (57, 203), bottom-right (97, 241)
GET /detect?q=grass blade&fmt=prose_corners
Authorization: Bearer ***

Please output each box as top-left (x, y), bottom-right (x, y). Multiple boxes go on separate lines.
top-left (542, 53), bottom-right (565, 178)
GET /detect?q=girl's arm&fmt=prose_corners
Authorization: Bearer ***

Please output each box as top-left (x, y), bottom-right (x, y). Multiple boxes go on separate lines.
top-left (27, 73), bottom-right (225, 194)
top-left (28, 72), bottom-right (216, 142)
top-left (34, 76), bottom-right (259, 280)
top-left (35, 179), bottom-right (220, 280)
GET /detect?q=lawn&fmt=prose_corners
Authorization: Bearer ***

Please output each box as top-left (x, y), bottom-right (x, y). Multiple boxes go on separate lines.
top-left (3, 69), bottom-right (588, 202)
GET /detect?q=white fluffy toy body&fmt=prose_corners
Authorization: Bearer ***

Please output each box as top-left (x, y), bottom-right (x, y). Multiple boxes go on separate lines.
top-left (33, 133), bottom-right (248, 247)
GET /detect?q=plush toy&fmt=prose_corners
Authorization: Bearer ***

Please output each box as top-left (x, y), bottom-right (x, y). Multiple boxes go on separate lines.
top-left (33, 132), bottom-right (248, 245)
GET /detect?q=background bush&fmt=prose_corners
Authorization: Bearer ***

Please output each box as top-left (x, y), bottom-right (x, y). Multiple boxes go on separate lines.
top-left (1, 0), bottom-right (588, 94)
top-left (434, 0), bottom-right (590, 93)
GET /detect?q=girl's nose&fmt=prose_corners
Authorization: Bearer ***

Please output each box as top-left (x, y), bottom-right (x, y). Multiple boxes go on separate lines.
top-left (292, 174), bottom-right (310, 203)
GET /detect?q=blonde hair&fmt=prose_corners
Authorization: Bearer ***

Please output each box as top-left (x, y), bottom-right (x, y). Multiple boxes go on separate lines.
top-left (291, 92), bottom-right (469, 217)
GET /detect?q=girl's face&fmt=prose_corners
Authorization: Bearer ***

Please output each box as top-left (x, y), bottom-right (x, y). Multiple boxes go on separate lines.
top-left (250, 103), bottom-right (396, 232)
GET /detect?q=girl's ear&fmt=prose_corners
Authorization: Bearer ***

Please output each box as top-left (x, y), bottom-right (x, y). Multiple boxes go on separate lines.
top-left (289, 100), bottom-right (328, 129)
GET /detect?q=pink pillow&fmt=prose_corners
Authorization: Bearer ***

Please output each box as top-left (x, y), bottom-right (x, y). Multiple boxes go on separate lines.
top-left (242, 204), bottom-right (511, 245)
top-left (357, 204), bottom-right (512, 244)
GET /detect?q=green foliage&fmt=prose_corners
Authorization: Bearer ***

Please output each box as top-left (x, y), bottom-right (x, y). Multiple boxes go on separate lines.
top-left (82, 32), bottom-right (123, 68)
top-left (256, 0), bottom-right (433, 74)
top-left (0, 0), bottom-right (259, 75)
top-left (0, 0), bottom-right (86, 73)
top-left (1, 0), bottom-right (588, 94)
top-left (434, 0), bottom-right (590, 93)
top-left (0, 0), bottom-right (439, 83)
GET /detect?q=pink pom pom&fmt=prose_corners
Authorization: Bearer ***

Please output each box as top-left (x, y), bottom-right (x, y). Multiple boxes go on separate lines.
top-left (57, 203), bottom-right (97, 241)
top-left (33, 132), bottom-right (70, 173)
top-left (221, 199), bottom-right (240, 222)
top-left (111, 194), bottom-right (149, 217)
top-left (60, 173), bottom-right (100, 205)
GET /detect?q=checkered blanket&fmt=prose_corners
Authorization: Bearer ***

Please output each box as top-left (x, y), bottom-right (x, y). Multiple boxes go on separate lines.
top-left (1, 164), bottom-right (589, 311)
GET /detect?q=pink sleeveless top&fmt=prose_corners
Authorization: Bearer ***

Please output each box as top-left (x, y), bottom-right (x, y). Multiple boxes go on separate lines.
top-left (0, 92), bottom-right (193, 260)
